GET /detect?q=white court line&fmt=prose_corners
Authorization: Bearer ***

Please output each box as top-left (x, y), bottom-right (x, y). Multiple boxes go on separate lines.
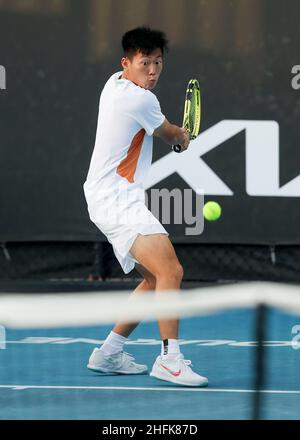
top-left (0, 385), bottom-right (300, 394)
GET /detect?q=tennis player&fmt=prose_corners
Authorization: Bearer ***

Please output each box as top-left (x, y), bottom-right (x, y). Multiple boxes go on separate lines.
top-left (83, 27), bottom-right (208, 387)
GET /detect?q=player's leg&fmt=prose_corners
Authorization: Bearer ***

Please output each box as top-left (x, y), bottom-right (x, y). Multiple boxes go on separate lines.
top-left (129, 233), bottom-right (183, 340)
top-left (87, 263), bottom-right (155, 375)
top-left (129, 234), bottom-right (208, 387)
top-left (112, 263), bottom-right (156, 337)
top-left (87, 234), bottom-right (180, 375)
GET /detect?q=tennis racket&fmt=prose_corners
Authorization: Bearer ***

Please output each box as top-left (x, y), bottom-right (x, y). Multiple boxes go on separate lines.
top-left (173, 79), bottom-right (201, 153)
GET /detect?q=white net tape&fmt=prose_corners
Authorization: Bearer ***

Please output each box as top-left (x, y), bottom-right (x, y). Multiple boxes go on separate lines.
top-left (0, 282), bottom-right (300, 328)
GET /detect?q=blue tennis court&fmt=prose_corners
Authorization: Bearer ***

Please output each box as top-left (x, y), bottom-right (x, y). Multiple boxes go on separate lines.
top-left (1, 304), bottom-right (299, 420)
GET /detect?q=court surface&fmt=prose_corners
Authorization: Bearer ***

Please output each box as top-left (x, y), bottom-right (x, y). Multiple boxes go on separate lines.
top-left (1, 306), bottom-right (299, 420)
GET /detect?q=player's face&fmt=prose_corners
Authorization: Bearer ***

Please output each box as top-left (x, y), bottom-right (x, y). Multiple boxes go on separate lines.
top-left (121, 48), bottom-right (163, 90)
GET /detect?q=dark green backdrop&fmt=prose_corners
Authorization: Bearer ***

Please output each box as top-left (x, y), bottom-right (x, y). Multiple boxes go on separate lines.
top-left (0, 0), bottom-right (299, 244)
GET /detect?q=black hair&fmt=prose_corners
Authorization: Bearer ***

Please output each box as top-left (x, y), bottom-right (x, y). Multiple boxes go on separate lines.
top-left (122, 27), bottom-right (169, 58)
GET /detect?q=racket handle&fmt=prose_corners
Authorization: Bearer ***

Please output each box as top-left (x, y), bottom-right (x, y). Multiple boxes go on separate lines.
top-left (172, 144), bottom-right (182, 153)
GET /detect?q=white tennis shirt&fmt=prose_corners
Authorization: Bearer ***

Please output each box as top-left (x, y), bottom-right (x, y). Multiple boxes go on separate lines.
top-left (84, 71), bottom-right (165, 194)
top-left (83, 72), bottom-right (168, 273)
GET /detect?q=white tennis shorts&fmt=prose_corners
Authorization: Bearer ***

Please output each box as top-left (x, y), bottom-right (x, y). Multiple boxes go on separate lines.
top-left (84, 183), bottom-right (168, 274)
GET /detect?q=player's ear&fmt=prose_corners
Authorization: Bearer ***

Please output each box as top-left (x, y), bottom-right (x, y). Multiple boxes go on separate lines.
top-left (121, 57), bottom-right (128, 70)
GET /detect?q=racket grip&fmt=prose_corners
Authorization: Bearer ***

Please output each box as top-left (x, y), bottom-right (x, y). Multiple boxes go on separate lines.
top-left (172, 144), bottom-right (182, 153)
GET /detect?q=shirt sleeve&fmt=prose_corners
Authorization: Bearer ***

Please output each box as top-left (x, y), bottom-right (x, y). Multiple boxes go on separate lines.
top-left (129, 91), bottom-right (165, 136)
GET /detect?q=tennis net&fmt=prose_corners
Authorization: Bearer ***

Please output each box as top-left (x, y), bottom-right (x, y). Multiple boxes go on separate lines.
top-left (0, 282), bottom-right (300, 420)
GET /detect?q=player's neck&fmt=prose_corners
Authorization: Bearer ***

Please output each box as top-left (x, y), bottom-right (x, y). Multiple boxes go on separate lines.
top-left (120, 71), bottom-right (138, 87)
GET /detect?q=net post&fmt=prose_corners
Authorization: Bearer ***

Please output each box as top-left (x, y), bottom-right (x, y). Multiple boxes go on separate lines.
top-left (252, 302), bottom-right (267, 420)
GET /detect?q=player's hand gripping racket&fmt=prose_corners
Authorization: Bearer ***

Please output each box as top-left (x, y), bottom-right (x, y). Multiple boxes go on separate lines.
top-left (173, 79), bottom-right (201, 153)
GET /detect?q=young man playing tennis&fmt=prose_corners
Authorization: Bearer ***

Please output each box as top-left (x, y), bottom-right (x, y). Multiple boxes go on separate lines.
top-left (83, 27), bottom-right (208, 387)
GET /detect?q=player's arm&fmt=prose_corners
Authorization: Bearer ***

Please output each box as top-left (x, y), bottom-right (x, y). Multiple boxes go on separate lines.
top-left (153, 118), bottom-right (190, 151)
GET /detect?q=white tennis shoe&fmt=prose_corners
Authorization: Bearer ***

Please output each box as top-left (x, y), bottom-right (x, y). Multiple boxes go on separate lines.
top-left (87, 348), bottom-right (148, 374)
top-left (150, 354), bottom-right (208, 387)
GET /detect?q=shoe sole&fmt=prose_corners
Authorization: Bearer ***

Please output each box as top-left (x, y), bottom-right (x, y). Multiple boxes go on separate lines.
top-left (150, 371), bottom-right (208, 387)
top-left (87, 364), bottom-right (148, 375)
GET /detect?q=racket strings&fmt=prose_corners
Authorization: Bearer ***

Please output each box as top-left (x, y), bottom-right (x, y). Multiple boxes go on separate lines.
top-left (190, 97), bottom-right (196, 135)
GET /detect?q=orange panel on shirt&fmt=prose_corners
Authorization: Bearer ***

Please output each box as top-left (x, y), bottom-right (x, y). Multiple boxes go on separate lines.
top-left (117, 128), bottom-right (146, 183)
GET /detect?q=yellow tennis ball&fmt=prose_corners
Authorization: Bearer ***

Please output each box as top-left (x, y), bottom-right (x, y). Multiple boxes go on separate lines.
top-left (203, 201), bottom-right (222, 221)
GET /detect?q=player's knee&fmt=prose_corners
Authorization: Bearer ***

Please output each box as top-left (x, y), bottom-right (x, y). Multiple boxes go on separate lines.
top-left (159, 262), bottom-right (184, 283)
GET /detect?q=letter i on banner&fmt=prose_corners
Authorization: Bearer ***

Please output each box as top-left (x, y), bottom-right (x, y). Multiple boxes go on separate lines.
top-left (0, 325), bottom-right (6, 349)
top-left (0, 65), bottom-right (6, 90)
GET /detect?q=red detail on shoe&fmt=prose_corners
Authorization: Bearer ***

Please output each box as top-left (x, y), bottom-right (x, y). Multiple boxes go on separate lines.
top-left (160, 363), bottom-right (181, 376)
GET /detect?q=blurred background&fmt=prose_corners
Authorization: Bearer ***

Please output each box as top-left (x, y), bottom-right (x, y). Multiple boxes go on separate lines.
top-left (0, 0), bottom-right (300, 290)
